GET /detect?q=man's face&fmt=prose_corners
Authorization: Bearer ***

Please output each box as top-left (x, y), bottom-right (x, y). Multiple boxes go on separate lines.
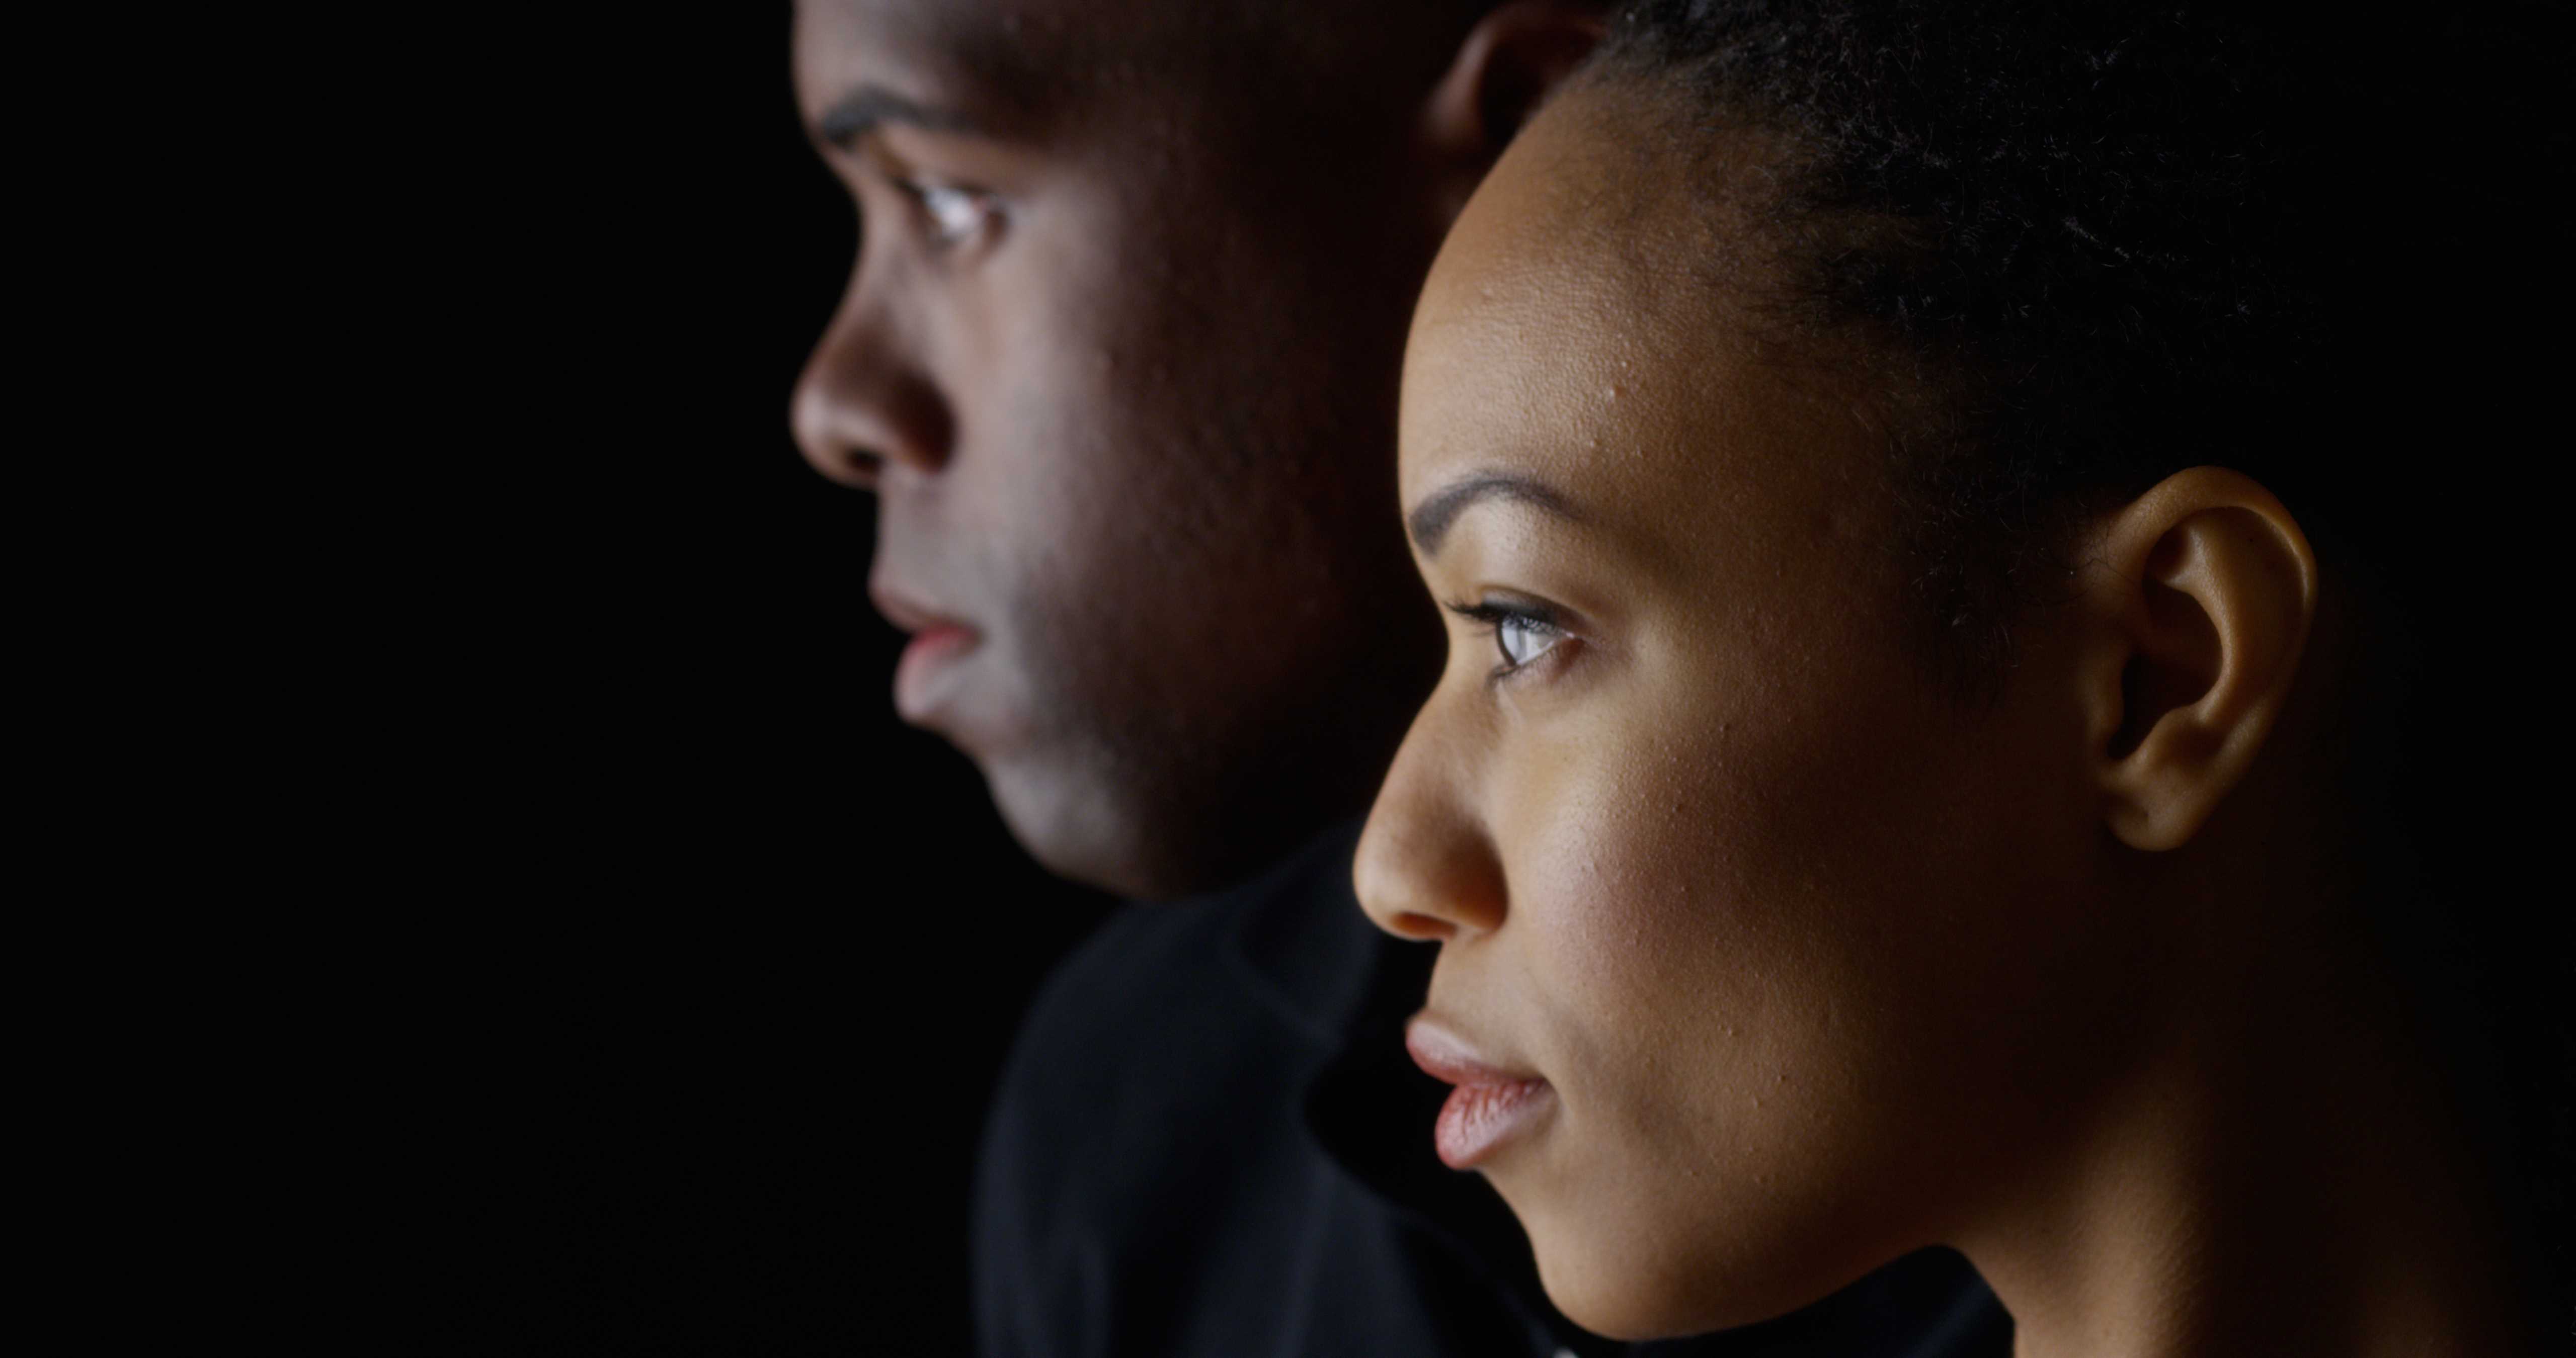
top-left (791, 1), bottom-right (1443, 897)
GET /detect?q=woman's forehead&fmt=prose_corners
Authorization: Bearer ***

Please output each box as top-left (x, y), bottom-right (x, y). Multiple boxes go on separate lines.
top-left (1399, 85), bottom-right (1897, 582)
top-left (1404, 99), bottom-right (1689, 482)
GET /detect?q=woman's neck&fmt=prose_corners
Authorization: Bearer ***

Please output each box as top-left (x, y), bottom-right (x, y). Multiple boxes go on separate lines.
top-left (1958, 918), bottom-right (2527, 1358)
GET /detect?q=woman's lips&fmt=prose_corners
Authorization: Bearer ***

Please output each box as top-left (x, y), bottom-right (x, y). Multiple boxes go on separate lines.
top-left (1406, 1017), bottom-right (1556, 1170)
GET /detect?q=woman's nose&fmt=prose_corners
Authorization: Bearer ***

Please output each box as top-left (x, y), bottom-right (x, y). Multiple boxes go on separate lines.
top-left (1354, 705), bottom-right (1508, 943)
top-left (789, 285), bottom-right (953, 490)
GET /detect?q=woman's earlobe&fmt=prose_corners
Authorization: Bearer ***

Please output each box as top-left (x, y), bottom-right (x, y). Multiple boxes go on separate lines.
top-left (2080, 468), bottom-right (2319, 852)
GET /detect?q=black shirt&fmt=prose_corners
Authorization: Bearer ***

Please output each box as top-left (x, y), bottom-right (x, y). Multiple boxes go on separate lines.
top-left (974, 824), bottom-right (2011, 1357)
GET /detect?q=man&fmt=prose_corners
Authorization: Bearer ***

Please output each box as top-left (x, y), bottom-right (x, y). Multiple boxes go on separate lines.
top-left (788, 2), bottom-right (2010, 1353)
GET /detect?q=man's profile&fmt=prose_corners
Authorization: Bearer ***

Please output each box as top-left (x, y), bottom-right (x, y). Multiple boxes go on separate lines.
top-left (791, 0), bottom-right (1460, 900)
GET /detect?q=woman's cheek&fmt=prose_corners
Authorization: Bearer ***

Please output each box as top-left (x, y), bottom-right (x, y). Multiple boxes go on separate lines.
top-left (1498, 713), bottom-right (1687, 1007)
top-left (1502, 706), bottom-right (1752, 1073)
top-left (1517, 675), bottom-right (1873, 1132)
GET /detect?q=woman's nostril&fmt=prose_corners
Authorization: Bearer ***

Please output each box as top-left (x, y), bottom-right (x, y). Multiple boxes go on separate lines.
top-left (1393, 911), bottom-right (1460, 942)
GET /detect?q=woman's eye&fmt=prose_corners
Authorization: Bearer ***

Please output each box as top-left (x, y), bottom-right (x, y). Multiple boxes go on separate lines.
top-left (908, 182), bottom-right (998, 248)
top-left (1494, 614), bottom-right (1561, 671)
top-left (1444, 598), bottom-right (1571, 681)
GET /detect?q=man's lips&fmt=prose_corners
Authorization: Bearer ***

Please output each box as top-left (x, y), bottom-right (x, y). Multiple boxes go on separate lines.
top-left (1406, 1017), bottom-right (1555, 1170)
top-left (870, 585), bottom-right (982, 722)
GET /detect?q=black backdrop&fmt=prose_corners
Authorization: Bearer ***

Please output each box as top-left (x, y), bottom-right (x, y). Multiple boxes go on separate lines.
top-left (320, 9), bottom-right (1115, 1352)
top-left (227, 4), bottom-right (2566, 1349)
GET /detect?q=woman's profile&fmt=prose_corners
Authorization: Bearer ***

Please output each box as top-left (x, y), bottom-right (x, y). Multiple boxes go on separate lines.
top-left (1353, 2), bottom-right (2564, 1353)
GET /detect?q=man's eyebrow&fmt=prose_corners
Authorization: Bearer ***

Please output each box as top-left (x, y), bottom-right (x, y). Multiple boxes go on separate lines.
top-left (816, 85), bottom-right (979, 149)
top-left (1407, 471), bottom-right (1582, 557)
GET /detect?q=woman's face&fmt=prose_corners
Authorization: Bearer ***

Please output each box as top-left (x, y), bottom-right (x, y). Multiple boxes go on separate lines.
top-left (1356, 83), bottom-right (2135, 1339)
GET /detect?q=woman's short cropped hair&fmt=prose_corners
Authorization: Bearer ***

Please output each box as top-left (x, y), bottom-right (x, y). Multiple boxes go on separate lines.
top-left (1593, 0), bottom-right (2569, 1329)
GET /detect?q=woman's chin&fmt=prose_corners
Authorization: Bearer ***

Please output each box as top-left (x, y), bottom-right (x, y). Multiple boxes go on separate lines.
top-left (1533, 1249), bottom-right (1751, 1342)
top-left (1522, 1213), bottom-right (1790, 1342)
top-left (1517, 1182), bottom-right (1864, 1343)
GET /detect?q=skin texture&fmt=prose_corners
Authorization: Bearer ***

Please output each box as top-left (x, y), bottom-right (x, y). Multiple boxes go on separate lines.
top-left (1356, 79), bottom-right (2528, 1355)
top-left (790, 0), bottom-right (1470, 898)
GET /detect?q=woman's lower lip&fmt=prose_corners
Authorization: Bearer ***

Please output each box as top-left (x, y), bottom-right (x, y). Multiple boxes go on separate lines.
top-left (1433, 1077), bottom-right (1555, 1170)
top-left (893, 624), bottom-right (979, 717)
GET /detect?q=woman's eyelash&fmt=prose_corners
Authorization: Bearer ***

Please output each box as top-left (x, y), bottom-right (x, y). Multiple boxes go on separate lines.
top-left (1443, 600), bottom-right (1545, 628)
top-left (1442, 599), bottom-right (1567, 680)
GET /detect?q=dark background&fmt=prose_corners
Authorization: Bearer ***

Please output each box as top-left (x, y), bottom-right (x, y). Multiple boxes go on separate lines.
top-left (307, 8), bottom-right (1115, 1352)
top-left (218, 4), bottom-right (2563, 1350)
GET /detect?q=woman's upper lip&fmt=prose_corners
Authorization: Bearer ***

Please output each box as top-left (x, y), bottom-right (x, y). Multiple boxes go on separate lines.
top-left (1406, 1014), bottom-right (1543, 1088)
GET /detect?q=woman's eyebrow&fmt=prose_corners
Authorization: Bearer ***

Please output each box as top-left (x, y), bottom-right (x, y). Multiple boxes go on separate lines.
top-left (816, 85), bottom-right (981, 151)
top-left (1407, 471), bottom-right (1582, 558)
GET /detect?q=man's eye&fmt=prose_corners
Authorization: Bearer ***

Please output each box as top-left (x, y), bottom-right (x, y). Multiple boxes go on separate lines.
top-left (1494, 614), bottom-right (1561, 671)
top-left (907, 182), bottom-right (998, 247)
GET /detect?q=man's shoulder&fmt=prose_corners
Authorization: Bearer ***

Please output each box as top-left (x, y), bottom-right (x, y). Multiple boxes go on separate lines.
top-left (996, 896), bottom-right (1277, 1126)
top-left (999, 826), bottom-right (1374, 1100)
top-left (981, 827), bottom-right (1386, 1193)
top-left (973, 834), bottom-right (1381, 1308)
top-left (973, 835), bottom-right (1551, 1356)
top-left (1017, 893), bottom-right (1253, 1055)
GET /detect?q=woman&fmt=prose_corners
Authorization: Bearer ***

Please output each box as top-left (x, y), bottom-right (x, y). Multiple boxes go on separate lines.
top-left (1353, 3), bottom-right (2563, 1353)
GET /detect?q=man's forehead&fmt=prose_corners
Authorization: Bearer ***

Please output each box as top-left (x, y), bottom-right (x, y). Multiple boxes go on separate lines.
top-left (794, 0), bottom-right (1177, 105)
top-left (796, 0), bottom-right (1094, 50)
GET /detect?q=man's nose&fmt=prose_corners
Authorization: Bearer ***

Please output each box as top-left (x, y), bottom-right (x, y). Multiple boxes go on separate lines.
top-left (789, 290), bottom-right (952, 490)
top-left (1354, 704), bottom-right (1508, 943)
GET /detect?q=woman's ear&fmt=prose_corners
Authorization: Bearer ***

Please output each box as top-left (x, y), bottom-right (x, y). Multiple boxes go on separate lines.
top-left (2075, 467), bottom-right (2318, 852)
top-left (1414, 2), bottom-right (1607, 228)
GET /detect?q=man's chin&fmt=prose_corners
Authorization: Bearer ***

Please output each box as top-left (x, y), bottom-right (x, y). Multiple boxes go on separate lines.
top-left (979, 751), bottom-right (1248, 902)
top-left (974, 753), bottom-right (1148, 896)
